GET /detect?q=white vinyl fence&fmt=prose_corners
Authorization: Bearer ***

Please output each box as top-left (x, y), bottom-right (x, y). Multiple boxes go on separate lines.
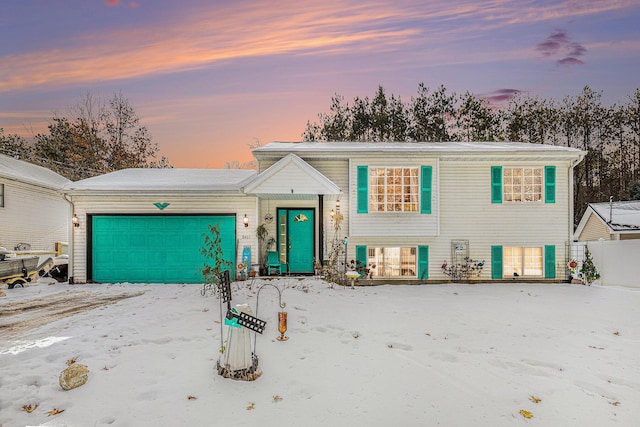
top-left (583, 240), bottom-right (640, 287)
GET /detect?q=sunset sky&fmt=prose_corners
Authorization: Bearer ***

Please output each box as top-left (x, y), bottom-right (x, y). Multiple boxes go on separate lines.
top-left (2, 0), bottom-right (639, 168)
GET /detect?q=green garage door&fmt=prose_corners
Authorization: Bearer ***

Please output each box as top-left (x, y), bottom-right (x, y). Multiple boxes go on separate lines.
top-left (91, 215), bottom-right (236, 283)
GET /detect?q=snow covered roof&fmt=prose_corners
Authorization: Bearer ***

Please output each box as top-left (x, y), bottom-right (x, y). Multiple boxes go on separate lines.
top-left (253, 141), bottom-right (587, 157)
top-left (244, 153), bottom-right (341, 199)
top-left (588, 200), bottom-right (640, 231)
top-left (62, 168), bottom-right (256, 192)
top-left (0, 154), bottom-right (71, 189)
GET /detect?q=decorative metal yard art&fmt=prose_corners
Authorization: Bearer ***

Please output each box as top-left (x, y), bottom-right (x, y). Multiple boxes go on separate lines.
top-left (254, 282), bottom-right (288, 342)
top-left (441, 240), bottom-right (485, 281)
top-left (215, 271), bottom-right (288, 381)
top-left (216, 271), bottom-right (266, 381)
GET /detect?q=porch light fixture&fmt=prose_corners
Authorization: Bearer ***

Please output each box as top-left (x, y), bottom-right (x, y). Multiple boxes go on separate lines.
top-left (335, 199), bottom-right (341, 213)
top-left (72, 214), bottom-right (80, 228)
top-left (330, 209), bottom-right (335, 218)
top-left (243, 214), bottom-right (249, 228)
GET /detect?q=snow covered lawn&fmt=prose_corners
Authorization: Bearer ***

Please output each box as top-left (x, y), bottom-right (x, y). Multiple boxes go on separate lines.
top-left (1, 279), bottom-right (639, 426)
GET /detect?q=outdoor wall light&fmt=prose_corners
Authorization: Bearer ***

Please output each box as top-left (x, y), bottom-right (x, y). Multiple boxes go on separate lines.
top-left (335, 199), bottom-right (341, 213)
top-left (330, 209), bottom-right (335, 218)
top-left (72, 214), bottom-right (80, 228)
top-left (243, 214), bottom-right (249, 227)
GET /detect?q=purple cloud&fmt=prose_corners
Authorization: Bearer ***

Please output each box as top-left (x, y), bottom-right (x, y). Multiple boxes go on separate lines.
top-left (481, 89), bottom-right (523, 103)
top-left (568, 42), bottom-right (586, 57)
top-left (536, 29), bottom-right (586, 66)
top-left (557, 57), bottom-right (584, 66)
top-left (536, 30), bottom-right (569, 56)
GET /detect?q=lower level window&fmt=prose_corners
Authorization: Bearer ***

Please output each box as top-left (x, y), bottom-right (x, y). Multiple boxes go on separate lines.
top-left (504, 247), bottom-right (543, 276)
top-left (368, 247), bottom-right (416, 277)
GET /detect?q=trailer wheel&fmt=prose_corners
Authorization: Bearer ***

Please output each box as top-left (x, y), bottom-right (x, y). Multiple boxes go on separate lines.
top-left (7, 278), bottom-right (27, 289)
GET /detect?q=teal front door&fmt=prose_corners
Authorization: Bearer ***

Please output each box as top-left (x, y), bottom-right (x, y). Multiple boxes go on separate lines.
top-left (91, 215), bottom-right (236, 283)
top-left (277, 208), bottom-right (314, 274)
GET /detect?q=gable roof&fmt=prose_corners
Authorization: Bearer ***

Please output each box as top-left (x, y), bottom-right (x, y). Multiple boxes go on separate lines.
top-left (575, 200), bottom-right (640, 239)
top-left (589, 200), bottom-right (640, 231)
top-left (0, 154), bottom-right (71, 190)
top-left (244, 153), bottom-right (341, 199)
top-left (62, 168), bottom-right (256, 193)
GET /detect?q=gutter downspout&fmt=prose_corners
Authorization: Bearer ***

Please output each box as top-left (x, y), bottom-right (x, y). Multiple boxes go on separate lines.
top-left (62, 193), bottom-right (75, 284)
top-left (570, 153), bottom-right (586, 242)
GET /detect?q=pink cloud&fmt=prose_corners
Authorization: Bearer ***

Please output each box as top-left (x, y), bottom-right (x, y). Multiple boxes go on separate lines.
top-left (129, 1), bottom-right (140, 8)
top-left (105, 0), bottom-right (119, 6)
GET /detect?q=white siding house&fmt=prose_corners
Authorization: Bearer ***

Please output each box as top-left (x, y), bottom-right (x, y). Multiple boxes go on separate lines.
top-left (0, 154), bottom-right (71, 256)
top-left (60, 141), bottom-right (586, 284)
top-left (252, 142), bottom-right (586, 282)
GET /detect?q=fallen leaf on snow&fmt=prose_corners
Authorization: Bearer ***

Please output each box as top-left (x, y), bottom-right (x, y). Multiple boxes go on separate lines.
top-left (588, 345), bottom-right (604, 350)
top-left (613, 331), bottom-right (620, 336)
top-left (48, 408), bottom-right (65, 416)
top-left (102, 366), bottom-right (110, 371)
top-left (188, 395), bottom-right (198, 400)
top-left (246, 403), bottom-right (255, 410)
top-left (529, 395), bottom-right (541, 404)
top-left (22, 403), bottom-right (38, 413)
top-left (273, 395), bottom-right (283, 402)
top-left (519, 409), bottom-right (533, 419)
top-left (425, 333), bottom-right (431, 336)
top-left (610, 401), bottom-right (621, 406)
top-left (66, 356), bottom-right (77, 366)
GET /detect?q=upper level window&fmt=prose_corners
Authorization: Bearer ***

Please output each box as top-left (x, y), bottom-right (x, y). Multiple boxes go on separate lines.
top-left (0, 183), bottom-right (4, 207)
top-left (369, 167), bottom-right (419, 212)
top-left (503, 167), bottom-right (543, 202)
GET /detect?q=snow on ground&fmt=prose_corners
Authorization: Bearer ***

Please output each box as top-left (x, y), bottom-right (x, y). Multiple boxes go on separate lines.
top-left (1, 278), bottom-right (639, 427)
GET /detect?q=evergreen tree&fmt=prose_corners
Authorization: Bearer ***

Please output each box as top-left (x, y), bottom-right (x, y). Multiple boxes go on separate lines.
top-left (581, 247), bottom-right (600, 285)
top-left (0, 128), bottom-right (31, 159)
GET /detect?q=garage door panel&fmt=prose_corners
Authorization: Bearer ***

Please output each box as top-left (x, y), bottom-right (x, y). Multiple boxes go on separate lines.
top-left (92, 215), bottom-right (235, 284)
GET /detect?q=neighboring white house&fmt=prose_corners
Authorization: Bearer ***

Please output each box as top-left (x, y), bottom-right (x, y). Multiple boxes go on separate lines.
top-left (572, 200), bottom-right (640, 287)
top-left (62, 141), bottom-right (587, 284)
top-left (60, 168), bottom-right (256, 284)
top-left (0, 154), bottom-right (71, 256)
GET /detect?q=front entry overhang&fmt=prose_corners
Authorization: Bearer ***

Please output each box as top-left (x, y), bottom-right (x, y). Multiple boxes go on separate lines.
top-left (243, 153), bottom-right (341, 199)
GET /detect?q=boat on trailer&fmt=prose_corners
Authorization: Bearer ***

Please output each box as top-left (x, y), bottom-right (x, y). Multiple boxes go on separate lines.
top-left (0, 247), bottom-right (66, 289)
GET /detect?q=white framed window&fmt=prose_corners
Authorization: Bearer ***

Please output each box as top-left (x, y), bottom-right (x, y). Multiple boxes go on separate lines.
top-left (369, 167), bottom-right (419, 212)
top-left (368, 247), bottom-right (416, 277)
top-left (503, 167), bottom-right (543, 202)
top-left (0, 183), bottom-right (4, 207)
top-left (503, 247), bottom-right (543, 276)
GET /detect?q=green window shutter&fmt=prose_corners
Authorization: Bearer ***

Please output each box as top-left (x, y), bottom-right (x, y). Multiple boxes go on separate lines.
top-left (355, 245), bottom-right (367, 275)
top-left (491, 246), bottom-right (503, 279)
top-left (357, 166), bottom-right (368, 214)
top-left (545, 245), bottom-right (556, 278)
top-left (418, 245), bottom-right (429, 280)
top-left (545, 166), bottom-right (556, 204)
top-left (491, 166), bottom-right (502, 204)
top-left (420, 166), bottom-right (432, 214)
